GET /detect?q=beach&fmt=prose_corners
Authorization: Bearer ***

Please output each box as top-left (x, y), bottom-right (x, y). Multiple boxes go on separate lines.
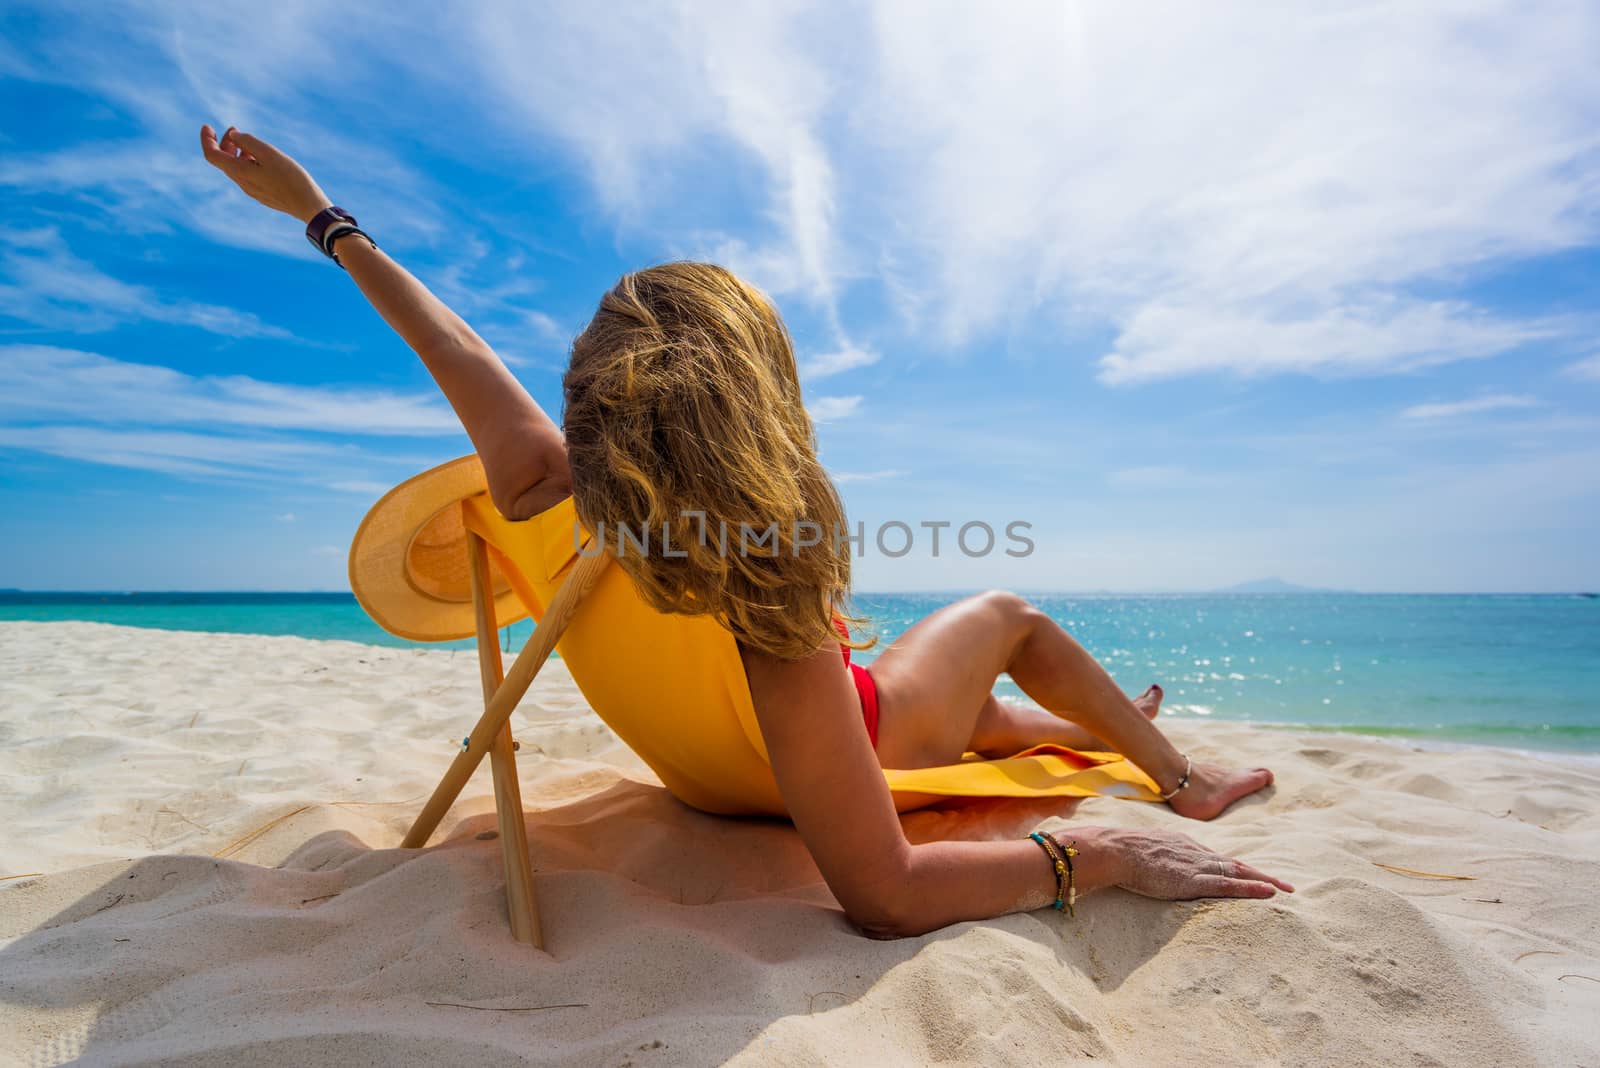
top-left (2, 619), bottom-right (1598, 1065)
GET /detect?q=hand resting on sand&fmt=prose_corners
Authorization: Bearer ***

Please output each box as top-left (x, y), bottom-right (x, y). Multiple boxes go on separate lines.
top-left (1078, 824), bottom-right (1296, 900)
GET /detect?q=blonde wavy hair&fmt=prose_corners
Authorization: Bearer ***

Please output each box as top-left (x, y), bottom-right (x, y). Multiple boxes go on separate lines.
top-left (562, 261), bottom-right (862, 660)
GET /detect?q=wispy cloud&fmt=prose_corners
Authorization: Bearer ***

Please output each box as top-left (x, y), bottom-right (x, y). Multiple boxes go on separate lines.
top-left (1400, 394), bottom-right (1539, 421)
top-left (0, 345), bottom-right (462, 487)
top-left (455, 1), bottom-right (1600, 383)
top-left (801, 343), bottom-right (879, 381)
top-left (1106, 465), bottom-right (1200, 490)
top-left (0, 25), bottom-right (566, 349)
top-left (0, 228), bottom-right (294, 338)
top-left (1565, 354), bottom-right (1600, 381)
top-left (0, 424), bottom-right (348, 480)
top-left (421, 244), bottom-right (572, 365)
top-left (809, 395), bottom-right (863, 422)
top-left (0, 345), bottom-right (461, 435)
top-left (0, 423), bottom-right (437, 489)
top-left (326, 480), bottom-right (392, 495)
top-left (12, 2), bottom-right (1599, 387)
top-left (461, 5), bottom-right (843, 310)
top-left (831, 468), bottom-right (903, 484)
top-left (1097, 301), bottom-right (1560, 385)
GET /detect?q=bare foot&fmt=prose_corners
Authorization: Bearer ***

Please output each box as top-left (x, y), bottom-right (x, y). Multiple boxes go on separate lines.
top-left (1165, 762), bottom-right (1274, 821)
top-left (1135, 684), bottom-right (1163, 720)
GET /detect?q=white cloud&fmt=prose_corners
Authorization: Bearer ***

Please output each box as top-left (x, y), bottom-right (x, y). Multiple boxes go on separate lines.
top-left (454, 1), bottom-right (1600, 383)
top-left (0, 228), bottom-right (294, 338)
top-left (461, 4), bottom-right (842, 308)
top-left (0, 345), bottom-right (461, 435)
top-left (9, 0), bottom-right (1600, 393)
top-left (1565, 354), bottom-right (1600, 381)
top-left (326, 480), bottom-right (391, 496)
top-left (1097, 300), bottom-right (1560, 385)
top-left (809, 395), bottom-right (863, 422)
top-left (1106, 465), bottom-right (1194, 490)
top-left (831, 468), bottom-right (903, 484)
top-left (801, 343), bottom-right (880, 381)
top-left (275, 512), bottom-right (297, 522)
top-left (0, 424), bottom-right (346, 480)
top-left (0, 28), bottom-right (565, 344)
top-left (1400, 394), bottom-right (1539, 420)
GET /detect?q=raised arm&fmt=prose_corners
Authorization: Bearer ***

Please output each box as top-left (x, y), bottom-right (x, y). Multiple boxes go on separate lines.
top-left (199, 124), bottom-right (569, 520)
top-left (744, 646), bottom-right (1292, 937)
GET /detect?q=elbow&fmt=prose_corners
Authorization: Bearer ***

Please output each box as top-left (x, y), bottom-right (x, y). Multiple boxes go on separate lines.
top-left (494, 470), bottom-right (573, 522)
top-left (840, 848), bottom-right (931, 940)
top-left (845, 888), bottom-right (924, 941)
top-left (491, 483), bottom-right (536, 521)
top-left (844, 908), bottom-right (908, 940)
top-left (855, 915), bottom-right (917, 941)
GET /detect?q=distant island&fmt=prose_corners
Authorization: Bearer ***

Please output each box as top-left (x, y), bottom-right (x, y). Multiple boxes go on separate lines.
top-left (1212, 577), bottom-right (1342, 594)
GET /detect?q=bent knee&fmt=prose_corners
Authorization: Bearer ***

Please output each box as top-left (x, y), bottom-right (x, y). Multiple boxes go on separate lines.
top-left (970, 589), bottom-right (1040, 624)
top-left (963, 590), bottom-right (1047, 649)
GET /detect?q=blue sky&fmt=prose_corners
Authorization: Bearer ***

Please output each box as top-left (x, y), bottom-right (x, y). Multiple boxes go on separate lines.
top-left (2, 1), bottom-right (1598, 593)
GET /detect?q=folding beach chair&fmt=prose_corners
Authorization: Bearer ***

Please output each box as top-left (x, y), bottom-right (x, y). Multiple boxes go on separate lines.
top-left (348, 457), bottom-right (610, 947)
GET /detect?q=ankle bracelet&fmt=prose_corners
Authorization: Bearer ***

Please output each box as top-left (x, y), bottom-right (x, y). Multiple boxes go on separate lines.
top-left (1160, 754), bottom-right (1193, 801)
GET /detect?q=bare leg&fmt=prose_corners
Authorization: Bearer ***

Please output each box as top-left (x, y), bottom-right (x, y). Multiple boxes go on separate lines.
top-left (972, 685), bottom-right (1163, 755)
top-left (870, 592), bottom-right (1273, 820)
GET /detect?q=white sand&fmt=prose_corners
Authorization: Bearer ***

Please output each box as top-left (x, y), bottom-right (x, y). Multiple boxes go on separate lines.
top-left (2, 620), bottom-right (1598, 1066)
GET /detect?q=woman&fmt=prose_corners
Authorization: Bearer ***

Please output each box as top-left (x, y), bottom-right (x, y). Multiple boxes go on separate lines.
top-left (200, 124), bottom-right (1293, 938)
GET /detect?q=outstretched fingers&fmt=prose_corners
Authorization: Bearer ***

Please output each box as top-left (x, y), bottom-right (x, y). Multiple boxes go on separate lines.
top-left (199, 124), bottom-right (242, 171)
top-left (200, 123), bottom-right (263, 170)
top-left (1191, 874), bottom-right (1280, 899)
top-left (227, 129), bottom-right (274, 161)
top-left (1228, 858), bottom-right (1295, 893)
top-left (219, 125), bottom-right (258, 163)
top-left (1192, 856), bottom-right (1295, 898)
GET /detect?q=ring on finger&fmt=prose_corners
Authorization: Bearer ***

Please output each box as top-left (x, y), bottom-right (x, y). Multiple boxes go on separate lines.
top-left (1214, 859), bottom-right (1228, 877)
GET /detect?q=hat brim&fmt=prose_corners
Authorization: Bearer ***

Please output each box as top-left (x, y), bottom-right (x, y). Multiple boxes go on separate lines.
top-left (347, 454), bottom-right (530, 642)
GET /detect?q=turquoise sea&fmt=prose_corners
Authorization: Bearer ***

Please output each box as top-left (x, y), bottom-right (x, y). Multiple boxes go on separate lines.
top-left (3, 592), bottom-right (1596, 753)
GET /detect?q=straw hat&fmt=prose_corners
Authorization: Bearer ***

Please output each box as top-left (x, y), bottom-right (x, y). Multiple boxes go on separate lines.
top-left (347, 454), bottom-right (529, 642)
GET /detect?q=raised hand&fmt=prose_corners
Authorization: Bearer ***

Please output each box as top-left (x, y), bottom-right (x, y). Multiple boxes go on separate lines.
top-left (1088, 825), bottom-right (1296, 900)
top-left (199, 124), bottom-right (332, 224)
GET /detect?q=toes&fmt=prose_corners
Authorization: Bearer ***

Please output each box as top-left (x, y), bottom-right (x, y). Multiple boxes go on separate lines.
top-left (1245, 771), bottom-right (1271, 792)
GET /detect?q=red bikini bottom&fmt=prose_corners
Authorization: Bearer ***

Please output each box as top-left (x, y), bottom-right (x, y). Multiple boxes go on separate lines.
top-left (848, 662), bottom-right (880, 748)
top-left (835, 621), bottom-right (880, 748)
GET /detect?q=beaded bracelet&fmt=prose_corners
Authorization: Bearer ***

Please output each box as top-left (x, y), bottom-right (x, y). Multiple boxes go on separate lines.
top-left (1028, 831), bottom-right (1077, 915)
top-left (1044, 830), bottom-right (1078, 916)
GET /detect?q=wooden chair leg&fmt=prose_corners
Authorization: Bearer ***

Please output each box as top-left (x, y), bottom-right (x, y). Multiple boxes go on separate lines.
top-left (487, 726), bottom-right (539, 945)
top-left (400, 545), bottom-right (609, 851)
top-left (464, 531), bottom-right (542, 946)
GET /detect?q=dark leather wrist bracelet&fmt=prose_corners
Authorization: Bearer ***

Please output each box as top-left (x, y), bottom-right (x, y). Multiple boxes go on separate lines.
top-left (305, 206), bottom-right (357, 257)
